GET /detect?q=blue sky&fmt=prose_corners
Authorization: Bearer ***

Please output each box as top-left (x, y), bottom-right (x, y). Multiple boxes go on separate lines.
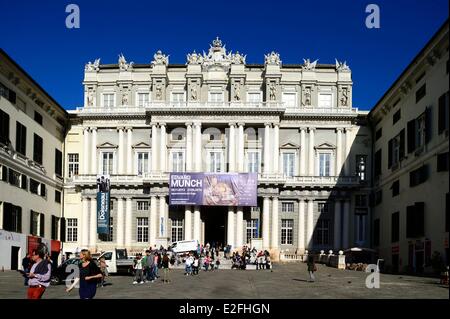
top-left (0, 0), bottom-right (448, 110)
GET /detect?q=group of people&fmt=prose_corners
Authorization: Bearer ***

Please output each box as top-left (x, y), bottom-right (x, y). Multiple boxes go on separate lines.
top-left (183, 252), bottom-right (221, 275)
top-left (132, 249), bottom-right (174, 284)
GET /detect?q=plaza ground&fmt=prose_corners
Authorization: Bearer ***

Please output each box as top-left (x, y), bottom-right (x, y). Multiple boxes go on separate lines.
top-left (0, 263), bottom-right (447, 299)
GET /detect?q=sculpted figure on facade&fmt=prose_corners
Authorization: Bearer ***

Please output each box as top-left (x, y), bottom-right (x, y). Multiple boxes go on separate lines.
top-left (122, 91), bottom-right (129, 106)
top-left (340, 87), bottom-right (348, 106)
top-left (233, 82), bottom-right (241, 101)
top-left (231, 51), bottom-right (246, 65)
top-left (302, 58), bottom-right (318, 70)
top-left (118, 54), bottom-right (133, 71)
top-left (335, 58), bottom-right (350, 71)
top-left (190, 83), bottom-right (198, 101)
top-left (85, 58), bottom-right (100, 72)
top-left (155, 83), bottom-right (163, 100)
top-left (87, 88), bottom-right (95, 106)
top-left (269, 83), bottom-right (277, 101)
top-left (187, 50), bottom-right (204, 65)
top-left (152, 50), bottom-right (169, 66)
top-left (303, 86), bottom-right (312, 106)
top-left (264, 51), bottom-right (281, 66)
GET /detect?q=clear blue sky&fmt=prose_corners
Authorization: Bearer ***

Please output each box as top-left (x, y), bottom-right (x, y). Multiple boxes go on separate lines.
top-left (0, 0), bottom-right (448, 110)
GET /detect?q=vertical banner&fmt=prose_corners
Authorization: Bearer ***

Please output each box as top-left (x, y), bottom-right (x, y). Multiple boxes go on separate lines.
top-left (97, 175), bottom-right (110, 235)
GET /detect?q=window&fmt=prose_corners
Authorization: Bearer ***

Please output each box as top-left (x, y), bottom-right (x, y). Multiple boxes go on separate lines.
top-left (375, 128), bottom-right (382, 141)
top-left (171, 132), bottom-right (184, 141)
top-left (282, 92), bottom-right (296, 108)
top-left (209, 92), bottom-right (224, 103)
top-left (8, 168), bottom-right (21, 188)
top-left (34, 112), bottom-right (43, 125)
top-left (415, 84), bottom-right (426, 103)
top-left (68, 153), bottom-right (79, 177)
top-left (171, 151), bottom-right (185, 172)
top-left (281, 202), bottom-right (294, 213)
top-left (2, 203), bottom-right (22, 233)
top-left (171, 92), bottom-right (185, 104)
top-left (375, 190), bottom-right (382, 205)
top-left (415, 72), bottom-right (425, 84)
top-left (208, 151), bottom-right (222, 172)
top-left (136, 152), bottom-right (150, 176)
top-left (246, 219), bottom-right (258, 244)
top-left (66, 218), bottom-right (78, 242)
top-left (30, 210), bottom-right (40, 236)
top-left (356, 155), bottom-right (367, 181)
top-left (247, 151), bottom-right (260, 173)
top-left (314, 219), bottom-right (330, 245)
top-left (393, 110), bottom-right (401, 124)
top-left (374, 149), bottom-right (382, 178)
top-left (137, 217), bottom-right (149, 242)
top-left (101, 152), bottom-right (114, 175)
top-left (30, 179), bottom-right (39, 194)
top-left (318, 202), bottom-right (329, 214)
top-left (355, 195), bottom-right (367, 207)
top-left (15, 122), bottom-right (26, 155)
top-left (406, 202), bottom-right (425, 238)
top-left (391, 180), bottom-right (400, 197)
top-left (318, 93), bottom-right (332, 108)
top-left (0, 109), bottom-right (10, 145)
top-left (40, 184), bottom-right (46, 198)
top-left (137, 201), bottom-right (149, 211)
top-left (388, 130), bottom-right (405, 169)
top-left (51, 216), bottom-right (60, 240)
top-left (248, 92), bottom-right (261, 104)
top-left (103, 93), bottom-right (115, 108)
top-left (438, 92), bottom-right (449, 134)
top-left (319, 153), bottom-right (331, 177)
top-left (110, 200), bottom-right (114, 211)
top-left (171, 219), bottom-right (183, 242)
top-left (33, 134), bottom-right (43, 165)
top-left (355, 213), bottom-right (367, 244)
top-left (281, 219), bottom-right (293, 245)
top-left (137, 93), bottom-right (150, 107)
top-left (391, 212), bottom-right (400, 243)
top-left (20, 174), bottom-right (27, 190)
top-left (108, 217), bottom-right (114, 242)
top-left (407, 108), bottom-right (431, 153)
top-left (55, 190), bottom-right (61, 204)
top-left (0, 82), bottom-right (16, 104)
top-left (373, 219), bottom-right (380, 246)
top-left (409, 165), bottom-right (428, 187)
top-left (282, 153), bottom-right (295, 177)
top-left (437, 152), bottom-right (449, 172)
top-left (55, 149), bottom-right (63, 177)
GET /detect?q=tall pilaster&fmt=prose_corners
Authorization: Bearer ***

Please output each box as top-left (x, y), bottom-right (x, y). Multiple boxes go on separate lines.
top-left (160, 123), bottom-right (167, 172)
top-left (150, 196), bottom-right (158, 246)
top-left (273, 124), bottom-right (280, 174)
top-left (126, 128), bottom-right (133, 174)
top-left (334, 200), bottom-right (342, 250)
top-left (306, 199), bottom-right (314, 249)
top-left (83, 128), bottom-right (90, 174)
top-left (336, 128), bottom-right (343, 175)
top-left (237, 123), bottom-right (245, 172)
top-left (194, 122), bottom-right (202, 171)
top-left (186, 123), bottom-right (193, 171)
top-left (91, 127), bottom-right (97, 174)
top-left (117, 197), bottom-right (124, 247)
top-left (227, 207), bottom-right (235, 248)
top-left (118, 127), bottom-right (124, 174)
top-left (193, 206), bottom-right (201, 243)
top-left (125, 197), bottom-right (132, 247)
top-left (228, 123), bottom-right (236, 172)
top-left (298, 199), bottom-right (305, 253)
top-left (308, 128), bottom-right (315, 176)
top-left (184, 206), bottom-right (192, 240)
top-left (262, 196), bottom-right (271, 249)
top-left (344, 128), bottom-right (352, 176)
top-left (271, 196), bottom-right (279, 249)
top-left (89, 197), bottom-right (97, 248)
top-left (300, 128), bottom-right (306, 176)
top-left (263, 123), bottom-right (271, 174)
top-left (236, 207), bottom-right (244, 249)
top-left (342, 200), bottom-right (350, 249)
top-left (151, 123), bottom-right (159, 172)
top-left (81, 197), bottom-right (89, 247)
top-left (159, 195), bottom-right (167, 238)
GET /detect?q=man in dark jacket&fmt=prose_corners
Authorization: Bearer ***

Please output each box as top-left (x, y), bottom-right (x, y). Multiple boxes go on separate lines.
top-left (22, 254), bottom-right (32, 286)
top-left (144, 250), bottom-right (155, 282)
top-left (306, 253), bottom-right (316, 282)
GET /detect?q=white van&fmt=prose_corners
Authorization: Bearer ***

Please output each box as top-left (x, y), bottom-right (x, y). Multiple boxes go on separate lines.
top-left (170, 240), bottom-right (199, 254)
top-left (97, 248), bottom-right (134, 274)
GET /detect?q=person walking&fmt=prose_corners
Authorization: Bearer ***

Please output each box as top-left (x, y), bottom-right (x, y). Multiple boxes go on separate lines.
top-left (22, 253), bottom-right (32, 286)
top-left (98, 257), bottom-right (108, 287)
top-left (27, 246), bottom-right (51, 299)
top-left (306, 253), bottom-right (317, 282)
top-left (192, 256), bottom-right (199, 275)
top-left (133, 254), bottom-right (144, 284)
top-left (161, 253), bottom-right (171, 283)
top-left (143, 250), bottom-right (155, 282)
top-left (66, 249), bottom-right (103, 299)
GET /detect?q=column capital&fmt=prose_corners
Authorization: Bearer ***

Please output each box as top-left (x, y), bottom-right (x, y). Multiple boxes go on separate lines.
top-left (117, 126), bottom-right (125, 132)
top-left (309, 127), bottom-right (316, 132)
top-left (271, 195), bottom-right (279, 200)
top-left (90, 127), bottom-right (98, 132)
top-left (193, 121), bottom-right (202, 127)
top-left (264, 122), bottom-right (272, 127)
top-left (297, 198), bottom-right (306, 203)
top-left (83, 127), bottom-right (90, 133)
top-left (237, 122), bottom-right (245, 127)
top-left (273, 123), bottom-right (280, 128)
top-left (185, 122), bottom-right (193, 127)
top-left (344, 127), bottom-right (352, 133)
top-left (299, 127), bottom-right (308, 132)
top-left (228, 122), bottom-right (237, 127)
top-left (150, 122), bottom-right (158, 127)
top-left (159, 122), bottom-right (167, 127)
top-left (336, 127), bottom-right (344, 133)
top-left (125, 127), bottom-right (133, 132)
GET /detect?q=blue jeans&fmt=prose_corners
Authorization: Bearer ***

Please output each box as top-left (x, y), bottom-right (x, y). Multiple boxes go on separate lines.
top-left (185, 265), bottom-right (192, 274)
top-left (23, 268), bottom-right (29, 286)
top-left (145, 267), bottom-right (154, 281)
top-left (153, 265), bottom-right (159, 278)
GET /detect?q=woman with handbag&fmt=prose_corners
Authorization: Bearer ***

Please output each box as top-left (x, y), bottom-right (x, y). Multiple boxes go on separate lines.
top-left (306, 253), bottom-right (316, 282)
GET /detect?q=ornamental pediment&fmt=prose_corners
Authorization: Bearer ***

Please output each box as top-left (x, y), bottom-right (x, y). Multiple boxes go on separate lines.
top-left (280, 142), bottom-right (300, 149)
top-left (133, 142), bottom-right (151, 148)
top-left (98, 142), bottom-right (118, 149)
top-left (314, 142), bottom-right (336, 149)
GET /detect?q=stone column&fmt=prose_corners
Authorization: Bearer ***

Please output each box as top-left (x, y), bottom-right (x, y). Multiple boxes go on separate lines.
top-left (89, 197), bottom-right (97, 248)
top-left (126, 128), bottom-right (133, 174)
top-left (342, 200), bottom-right (350, 249)
top-left (344, 128), bottom-right (352, 176)
top-left (91, 127), bottom-right (97, 174)
top-left (334, 200), bottom-right (341, 250)
top-left (273, 124), bottom-right (280, 174)
top-left (236, 207), bottom-right (244, 249)
top-left (299, 128), bottom-right (306, 176)
top-left (186, 123), bottom-right (193, 171)
top-left (150, 196), bottom-right (158, 246)
top-left (125, 198), bottom-right (132, 247)
top-left (81, 197), bottom-right (89, 247)
top-left (117, 197), bottom-right (124, 247)
top-left (194, 122), bottom-right (202, 171)
top-left (159, 195), bottom-right (167, 237)
top-left (151, 123), bottom-right (159, 172)
top-left (184, 206), bottom-right (192, 240)
top-left (263, 123), bottom-right (271, 174)
top-left (159, 123), bottom-right (167, 172)
top-left (201, 221), bottom-right (205, 246)
top-left (262, 196), bottom-right (271, 249)
top-left (336, 128), bottom-right (343, 176)
top-left (228, 123), bottom-right (236, 172)
top-left (298, 199), bottom-right (305, 253)
top-left (193, 206), bottom-right (201, 243)
top-left (237, 123), bottom-right (245, 172)
top-left (118, 127), bottom-right (124, 174)
top-left (306, 199), bottom-right (314, 249)
top-left (227, 207), bottom-right (235, 248)
top-left (83, 128), bottom-right (90, 174)
top-left (115, 197), bottom-right (125, 247)
top-left (271, 196), bottom-right (279, 249)
top-left (308, 128), bottom-right (315, 176)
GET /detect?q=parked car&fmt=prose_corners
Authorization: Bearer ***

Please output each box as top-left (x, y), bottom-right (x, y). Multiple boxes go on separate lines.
top-left (50, 257), bottom-right (81, 285)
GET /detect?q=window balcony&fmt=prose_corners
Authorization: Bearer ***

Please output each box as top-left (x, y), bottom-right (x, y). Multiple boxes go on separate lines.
top-left (67, 174), bottom-right (143, 186)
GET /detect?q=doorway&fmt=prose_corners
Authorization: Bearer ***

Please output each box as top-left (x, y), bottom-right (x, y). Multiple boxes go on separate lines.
top-left (415, 251), bottom-right (424, 274)
top-left (202, 206), bottom-right (227, 249)
top-left (10, 246), bottom-right (20, 270)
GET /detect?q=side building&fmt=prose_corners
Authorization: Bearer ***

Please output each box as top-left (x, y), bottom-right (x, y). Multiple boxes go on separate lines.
top-left (369, 21), bottom-right (449, 274)
top-left (63, 39), bottom-right (372, 259)
top-left (0, 49), bottom-right (69, 270)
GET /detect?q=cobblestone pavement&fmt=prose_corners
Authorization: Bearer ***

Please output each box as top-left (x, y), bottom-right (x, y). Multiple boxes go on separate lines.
top-left (0, 263), bottom-right (447, 299)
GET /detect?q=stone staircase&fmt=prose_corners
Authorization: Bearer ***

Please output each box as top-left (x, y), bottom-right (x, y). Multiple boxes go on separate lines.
top-left (170, 252), bottom-right (259, 270)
